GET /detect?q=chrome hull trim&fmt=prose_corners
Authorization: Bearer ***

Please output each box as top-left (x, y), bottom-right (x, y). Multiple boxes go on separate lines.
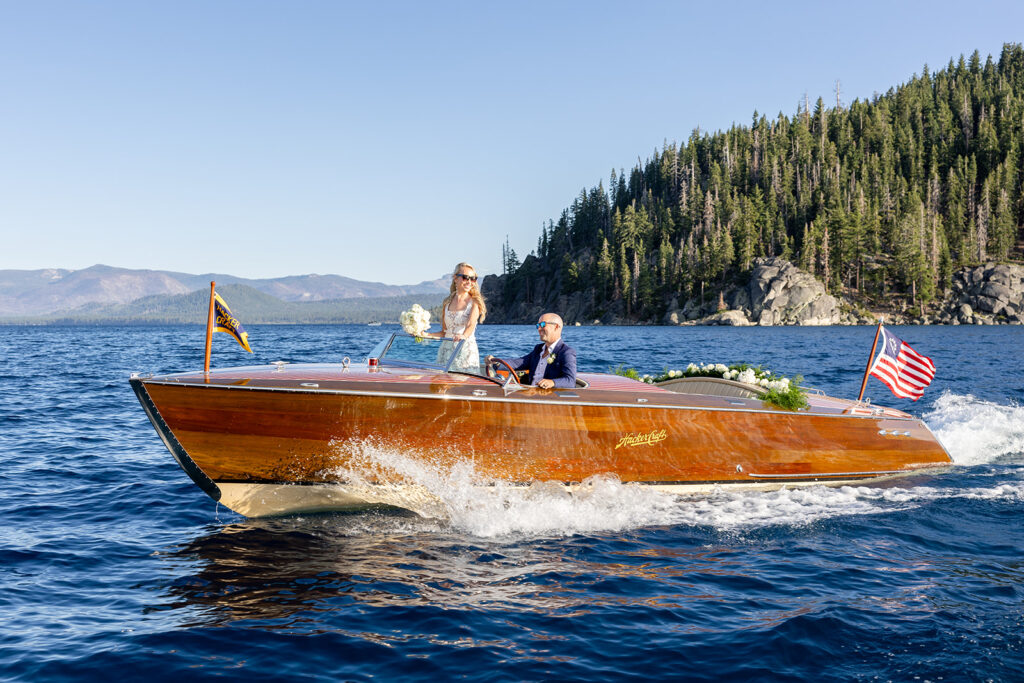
top-left (130, 376), bottom-right (222, 502)
top-left (746, 469), bottom-right (906, 479)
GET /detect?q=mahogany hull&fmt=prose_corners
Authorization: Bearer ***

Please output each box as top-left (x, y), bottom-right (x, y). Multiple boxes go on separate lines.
top-left (130, 363), bottom-right (952, 517)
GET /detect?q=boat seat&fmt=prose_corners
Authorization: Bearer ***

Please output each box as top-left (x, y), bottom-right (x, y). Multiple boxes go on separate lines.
top-left (655, 377), bottom-right (765, 399)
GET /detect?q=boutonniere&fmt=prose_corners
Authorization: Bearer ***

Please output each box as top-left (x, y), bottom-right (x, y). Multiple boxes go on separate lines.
top-left (546, 353), bottom-right (556, 364)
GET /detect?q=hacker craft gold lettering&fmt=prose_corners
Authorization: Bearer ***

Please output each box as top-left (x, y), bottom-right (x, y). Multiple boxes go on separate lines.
top-left (614, 429), bottom-right (668, 449)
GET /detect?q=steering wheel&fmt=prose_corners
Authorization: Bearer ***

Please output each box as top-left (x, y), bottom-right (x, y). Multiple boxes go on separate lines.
top-left (486, 357), bottom-right (521, 386)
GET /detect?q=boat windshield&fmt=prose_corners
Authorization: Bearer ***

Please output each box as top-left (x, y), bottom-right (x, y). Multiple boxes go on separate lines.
top-left (372, 333), bottom-right (480, 374)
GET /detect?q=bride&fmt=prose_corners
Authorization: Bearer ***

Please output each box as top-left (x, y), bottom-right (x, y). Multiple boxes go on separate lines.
top-left (435, 262), bottom-right (486, 372)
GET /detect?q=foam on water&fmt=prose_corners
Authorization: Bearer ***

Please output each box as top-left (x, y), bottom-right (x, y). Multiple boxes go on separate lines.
top-left (924, 391), bottom-right (1024, 464)
top-left (328, 440), bottom-right (683, 537)
top-left (328, 439), bottom-right (1024, 539)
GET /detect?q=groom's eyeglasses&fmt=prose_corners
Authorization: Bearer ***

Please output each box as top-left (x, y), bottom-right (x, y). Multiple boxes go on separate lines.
top-left (456, 274), bottom-right (478, 282)
top-left (536, 321), bottom-right (560, 329)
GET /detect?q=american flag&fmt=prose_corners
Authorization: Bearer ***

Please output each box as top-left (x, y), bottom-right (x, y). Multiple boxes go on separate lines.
top-left (868, 326), bottom-right (935, 400)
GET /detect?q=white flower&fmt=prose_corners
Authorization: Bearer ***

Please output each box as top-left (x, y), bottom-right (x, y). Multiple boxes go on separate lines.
top-left (679, 360), bottom-right (800, 404)
top-left (400, 304), bottom-right (431, 336)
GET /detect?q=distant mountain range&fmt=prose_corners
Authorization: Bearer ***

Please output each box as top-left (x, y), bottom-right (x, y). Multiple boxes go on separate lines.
top-left (0, 264), bottom-right (451, 322)
top-left (8, 284), bottom-right (444, 325)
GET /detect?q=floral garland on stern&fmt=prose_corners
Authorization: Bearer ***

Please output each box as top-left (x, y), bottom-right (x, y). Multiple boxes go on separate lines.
top-left (399, 304), bottom-right (431, 341)
top-left (612, 362), bottom-right (808, 411)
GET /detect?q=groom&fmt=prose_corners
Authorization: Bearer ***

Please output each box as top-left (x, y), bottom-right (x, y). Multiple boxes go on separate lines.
top-left (490, 313), bottom-right (577, 389)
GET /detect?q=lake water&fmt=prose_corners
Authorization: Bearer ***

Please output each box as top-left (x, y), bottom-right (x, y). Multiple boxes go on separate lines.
top-left (1, 324), bottom-right (1022, 681)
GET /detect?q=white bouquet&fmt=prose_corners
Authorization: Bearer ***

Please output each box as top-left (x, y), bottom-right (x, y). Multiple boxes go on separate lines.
top-left (399, 304), bottom-right (431, 337)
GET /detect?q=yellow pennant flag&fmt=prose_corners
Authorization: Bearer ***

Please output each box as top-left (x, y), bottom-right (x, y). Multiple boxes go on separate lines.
top-left (213, 292), bottom-right (253, 352)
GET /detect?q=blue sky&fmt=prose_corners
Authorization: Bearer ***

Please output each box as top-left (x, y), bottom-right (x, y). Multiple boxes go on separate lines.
top-left (2, 1), bottom-right (1022, 284)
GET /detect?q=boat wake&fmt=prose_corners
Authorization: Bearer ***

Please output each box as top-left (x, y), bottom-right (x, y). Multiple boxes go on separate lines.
top-left (668, 479), bottom-right (1024, 531)
top-left (327, 437), bottom-right (1023, 539)
top-left (924, 391), bottom-right (1024, 464)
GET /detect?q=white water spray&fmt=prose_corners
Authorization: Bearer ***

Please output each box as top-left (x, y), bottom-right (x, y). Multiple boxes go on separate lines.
top-left (327, 440), bottom-right (684, 537)
top-left (924, 391), bottom-right (1024, 465)
top-left (325, 398), bottom-right (1024, 539)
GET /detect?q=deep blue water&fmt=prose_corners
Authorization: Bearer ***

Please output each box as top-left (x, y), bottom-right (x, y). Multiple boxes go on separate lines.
top-left (1, 324), bottom-right (1022, 681)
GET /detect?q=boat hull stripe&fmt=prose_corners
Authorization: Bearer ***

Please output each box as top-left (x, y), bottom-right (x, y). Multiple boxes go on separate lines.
top-left (211, 472), bottom-right (908, 487)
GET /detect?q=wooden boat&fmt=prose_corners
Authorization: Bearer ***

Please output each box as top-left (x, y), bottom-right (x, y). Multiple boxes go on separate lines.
top-left (130, 333), bottom-right (952, 517)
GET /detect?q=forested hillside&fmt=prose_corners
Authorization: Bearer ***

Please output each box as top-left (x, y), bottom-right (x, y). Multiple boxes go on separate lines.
top-left (492, 44), bottom-right (1024, 322)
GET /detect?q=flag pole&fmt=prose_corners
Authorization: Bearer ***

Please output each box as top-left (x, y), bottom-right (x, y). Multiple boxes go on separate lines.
top-left (857, 317), bottom-right (883, 402)
top-left (203, 281), bottom-right (215, 374)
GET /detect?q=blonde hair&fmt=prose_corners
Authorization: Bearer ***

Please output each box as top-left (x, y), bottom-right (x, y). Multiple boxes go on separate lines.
top-left (443, 261), bottom-right (487, 322)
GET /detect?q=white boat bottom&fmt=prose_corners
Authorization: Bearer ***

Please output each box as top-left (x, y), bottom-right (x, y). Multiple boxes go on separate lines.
top-left (215, 476), bottom-right (908, 518)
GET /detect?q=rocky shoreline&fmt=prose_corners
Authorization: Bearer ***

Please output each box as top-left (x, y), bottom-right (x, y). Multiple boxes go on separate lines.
top-left (663, 258), bottom-right (846, 326)
top-left (670, 259), bottom-right (1024, 327)
top-left (934, 263), bottom-right (1024, 325)
top-left (484, 258), bottom-right (1024, 326)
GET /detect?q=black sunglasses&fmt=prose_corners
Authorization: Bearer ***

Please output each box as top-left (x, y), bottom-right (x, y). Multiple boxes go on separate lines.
top-left (455, 273), bottom-right (478, 282)
top-left (536, 321), bottom-right (560, 329)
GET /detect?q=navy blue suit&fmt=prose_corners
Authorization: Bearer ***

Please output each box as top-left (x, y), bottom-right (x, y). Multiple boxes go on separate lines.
top-left (506, 339), bottom-right (577, 388)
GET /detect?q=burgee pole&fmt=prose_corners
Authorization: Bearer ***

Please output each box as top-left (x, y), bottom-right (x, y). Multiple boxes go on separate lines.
top-left (857, 317), bottom-right (883, 402)
top-left (203, 281), bottom-right (215, 373)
